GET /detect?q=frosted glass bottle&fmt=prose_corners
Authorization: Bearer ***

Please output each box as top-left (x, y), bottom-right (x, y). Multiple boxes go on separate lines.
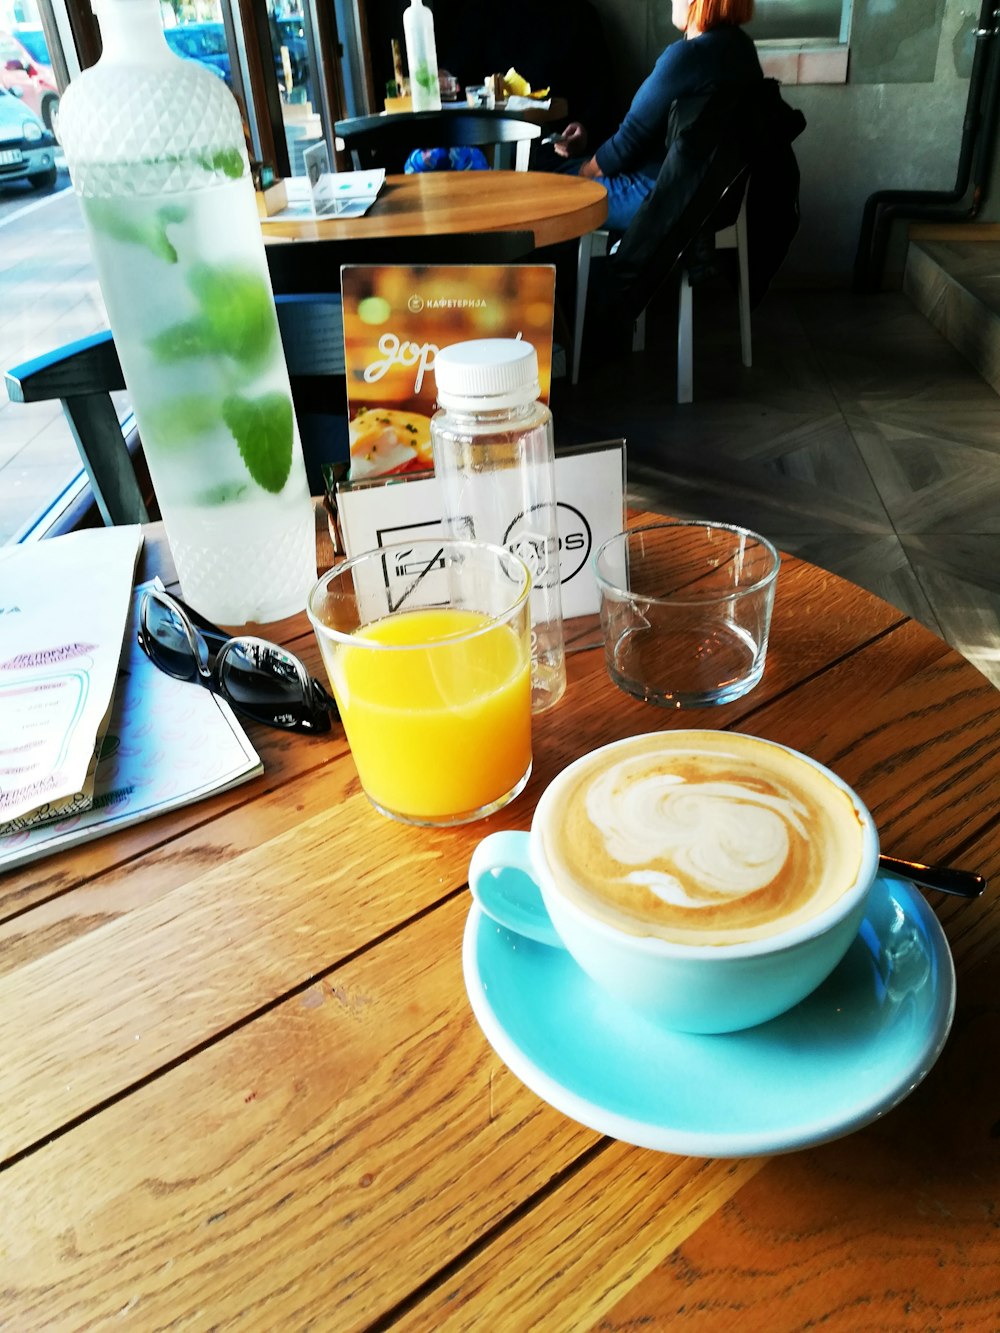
top-left (431, 339), bottom-right (566, 713)
top-left (56, 0), bottom-right (316, 626)
top-left (402, 0), bottom-right (442, 112)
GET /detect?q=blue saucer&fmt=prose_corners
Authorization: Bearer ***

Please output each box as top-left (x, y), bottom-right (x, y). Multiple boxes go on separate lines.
top-left (462, 873), bottom-right (955, 1157)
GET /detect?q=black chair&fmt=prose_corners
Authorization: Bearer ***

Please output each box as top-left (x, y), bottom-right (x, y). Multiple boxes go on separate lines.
top-left (6, 232), bottom-right (540, 525)
top-left (4, 293), bottom-right (349, 525)
top-left (334, 108), bottom-right (541, 173)
top-left (265, 230), bottom-right (537, 292)
top-left (572, 172), bottom-right (751, 402)
top-left (572, 80), bottom-right (804, 401)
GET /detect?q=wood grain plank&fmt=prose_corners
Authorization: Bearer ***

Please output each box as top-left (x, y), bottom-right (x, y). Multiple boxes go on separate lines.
top-left (0, 899), bottom-right (598, 1329)
top-left (385, 813), bottom-right (1000, 1330)
top-left (261, 171), bottom-right (608, 248)
top-left (908, 221), bottom-right (1000, 241)
top-left (0, 554), bottom-right (902, 953)
top-left (4, 797), bottom-right (994, 1329)
top-left (2, 533), bottom-right (999, 1327)
top-left (0, 752), bottom-right (465, 1160)
top-left (594, 829), bottom-right (1000, 1331)
top-left (0, 749), bottom-right (357, 977)
top-left (396, 1148), bottom-right (767, 1332)
top-left (740, 621), bottom-right (1000, 860)
top-left (1, 622), bottom-right (994, 1161)
top-left (0, 724), bottom-right (350, 921)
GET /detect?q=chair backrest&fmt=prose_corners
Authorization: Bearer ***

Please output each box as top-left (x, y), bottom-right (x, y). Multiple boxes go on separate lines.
top-left (5, 292), bottom-right (348, 526)
top-left (609, 80), bottom-right (804, 318)
top-left (6, 235), bottom-right (542, 526)
top-left (334, 109), bottom-right (541, 172)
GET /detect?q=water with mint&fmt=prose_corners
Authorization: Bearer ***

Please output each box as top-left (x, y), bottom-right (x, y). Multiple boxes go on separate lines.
top-left (57, 0), bottom-right (315, 624)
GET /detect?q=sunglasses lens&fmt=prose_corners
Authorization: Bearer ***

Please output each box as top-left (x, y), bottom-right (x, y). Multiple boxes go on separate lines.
top-left (141, 597), bottom-right (331, 735)
top-left (142, 596), bottom-right (201, 680)
top-left (218, 641), bottom-right (313, 720)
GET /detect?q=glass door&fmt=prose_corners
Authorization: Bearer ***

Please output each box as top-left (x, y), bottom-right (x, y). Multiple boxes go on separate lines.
top-left (267, 0), bottom-right (348, 176)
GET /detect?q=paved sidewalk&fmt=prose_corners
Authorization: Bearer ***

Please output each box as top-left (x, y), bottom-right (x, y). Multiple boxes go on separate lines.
top-left (1, 183), bottom-right (112, 542)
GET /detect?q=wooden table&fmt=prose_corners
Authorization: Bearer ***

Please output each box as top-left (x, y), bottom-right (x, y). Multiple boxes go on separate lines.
top-left (3, 519), bottom-right (1000, 1326)
top-left (263, 169), bottom-right (608, 249)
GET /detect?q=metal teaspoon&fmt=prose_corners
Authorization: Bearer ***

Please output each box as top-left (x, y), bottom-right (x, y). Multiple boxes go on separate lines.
top-left (879, 854), bottom-right (987, 899)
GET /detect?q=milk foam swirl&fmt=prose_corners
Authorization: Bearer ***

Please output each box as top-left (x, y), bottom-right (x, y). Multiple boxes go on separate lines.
top-left (542, 733), bottom-right (868, 946)
top-left (584, 761), bottom-right (809, 908)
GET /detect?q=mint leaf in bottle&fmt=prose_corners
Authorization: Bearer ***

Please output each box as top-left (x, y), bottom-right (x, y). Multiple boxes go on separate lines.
top-left (222, 391), bottom-right (294, 492)
top-left (148, 266), bottom-right (277, 368)
top-left (192, 265), bottom-right (277, 368)
top-left (197, 147), bottom-right (245, 179)
top-left (85, 200), bottom-right (187, 263)
top-left (143, 394), bottom-right (221, 443)
top-left (147, 321), bottom-right (210, 363)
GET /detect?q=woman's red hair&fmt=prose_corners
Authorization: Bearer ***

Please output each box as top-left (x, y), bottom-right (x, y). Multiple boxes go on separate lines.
top-left (690, 0), bottom-right (754, 31)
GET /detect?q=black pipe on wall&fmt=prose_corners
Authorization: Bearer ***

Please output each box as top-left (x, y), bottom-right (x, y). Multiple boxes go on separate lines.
top-left (853, 0), bottom-right (1000, 293)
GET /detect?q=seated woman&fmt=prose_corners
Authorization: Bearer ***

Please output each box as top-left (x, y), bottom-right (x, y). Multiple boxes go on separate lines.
top-left (557, 0), bottom-right (761, 233)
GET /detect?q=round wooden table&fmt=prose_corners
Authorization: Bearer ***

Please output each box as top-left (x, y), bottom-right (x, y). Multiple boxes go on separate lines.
top-left (263, 169), bottom-right (608, 249)
top-left (2, 518), bottom-right (999, 1325)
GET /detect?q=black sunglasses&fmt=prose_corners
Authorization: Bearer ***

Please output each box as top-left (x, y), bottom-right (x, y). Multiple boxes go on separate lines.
top-left (138, 588), bottom-right (338, 735)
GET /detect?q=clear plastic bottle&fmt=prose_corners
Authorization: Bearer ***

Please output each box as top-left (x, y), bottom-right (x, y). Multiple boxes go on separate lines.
top-left (402, 0), bottom-right (442, 112)
top-left (431, 339), bottom-right (567, 713)
top-left (56, 0), bottom-right (316, 626)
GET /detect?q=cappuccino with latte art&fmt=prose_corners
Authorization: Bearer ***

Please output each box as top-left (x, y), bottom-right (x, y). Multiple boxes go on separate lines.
top-left (470, 730), bottom-right (879, 1030)
top-left (540, 731), bottom-right (866, 946)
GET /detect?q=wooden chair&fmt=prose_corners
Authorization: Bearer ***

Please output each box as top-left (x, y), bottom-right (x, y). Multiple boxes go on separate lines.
top-left (5, 232), bottom-right (539, 526)
top-left (334, 108), bottom-right (541, 173)
top-left (571, 175), bottom-right (751, 403)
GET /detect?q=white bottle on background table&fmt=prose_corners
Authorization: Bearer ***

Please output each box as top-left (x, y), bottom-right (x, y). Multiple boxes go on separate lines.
top-left (402, 0), bottom-right (442, 112)
top-left (57, 0), bottom-right (316, 626)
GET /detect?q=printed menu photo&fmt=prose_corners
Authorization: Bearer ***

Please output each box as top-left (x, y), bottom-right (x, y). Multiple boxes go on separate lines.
top-left (340, 264), bottom-right (556, 482)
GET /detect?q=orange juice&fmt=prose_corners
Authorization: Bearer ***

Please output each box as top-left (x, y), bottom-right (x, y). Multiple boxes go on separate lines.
top-left (322, 606), bottom-right (531, 820)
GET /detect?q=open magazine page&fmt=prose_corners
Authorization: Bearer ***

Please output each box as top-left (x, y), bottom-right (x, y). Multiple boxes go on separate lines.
top-left (0, 525), bottom-right (143, 827)
top-left (0, 580), bottom-right (262, 871)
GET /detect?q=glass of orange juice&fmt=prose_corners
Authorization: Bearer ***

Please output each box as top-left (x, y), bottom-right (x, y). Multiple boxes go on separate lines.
top-left (307, 539), bottom-right (533, 826)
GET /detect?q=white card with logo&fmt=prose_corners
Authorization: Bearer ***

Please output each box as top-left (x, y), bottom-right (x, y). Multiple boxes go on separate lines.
top-left (335, 440), bottom-right (626, 620)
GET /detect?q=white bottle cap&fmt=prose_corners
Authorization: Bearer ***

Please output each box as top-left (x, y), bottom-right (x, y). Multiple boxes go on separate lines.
top-left (434, 339), bottom-right (540, 410)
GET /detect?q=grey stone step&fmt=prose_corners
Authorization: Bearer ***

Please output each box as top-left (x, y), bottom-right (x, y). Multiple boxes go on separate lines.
top-left (904, 234), bottom-right (1000, 396)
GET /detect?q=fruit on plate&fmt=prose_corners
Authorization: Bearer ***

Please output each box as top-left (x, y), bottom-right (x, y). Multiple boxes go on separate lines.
top-left (503, 68), bottom-right (549, 99)
top-left (349, 407), bottom-right (434, 479)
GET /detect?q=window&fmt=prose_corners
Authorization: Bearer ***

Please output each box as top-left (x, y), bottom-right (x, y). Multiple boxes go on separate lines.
top-left (749, 0), bottom-right (852, 44)
top-left (1, 0), bottom-right (352, 543)
top-left (749, 0), bottom-right (852, 85)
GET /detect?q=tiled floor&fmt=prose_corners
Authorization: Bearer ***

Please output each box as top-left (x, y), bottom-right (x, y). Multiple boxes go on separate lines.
top-left (3, 190), bottom-right (999, 690)
top-left (550, 276), bottom-right (1000, 690)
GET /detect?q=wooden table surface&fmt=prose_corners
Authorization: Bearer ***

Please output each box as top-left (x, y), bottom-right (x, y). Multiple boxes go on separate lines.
top-left (262, 170), bottom-right (608, 249)
top-left (3, 517), bottom-right (1000, 1327)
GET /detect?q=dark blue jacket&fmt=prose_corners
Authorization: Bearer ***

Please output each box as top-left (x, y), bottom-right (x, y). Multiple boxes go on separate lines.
top-left (610, 79), bottom-right (806, 315)
top-left (596, 25), bottom-right (763, 182)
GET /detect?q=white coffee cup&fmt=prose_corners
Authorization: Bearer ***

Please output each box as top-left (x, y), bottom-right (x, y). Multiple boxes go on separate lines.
top-left (469, 731), bottom-right (880, 1033)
